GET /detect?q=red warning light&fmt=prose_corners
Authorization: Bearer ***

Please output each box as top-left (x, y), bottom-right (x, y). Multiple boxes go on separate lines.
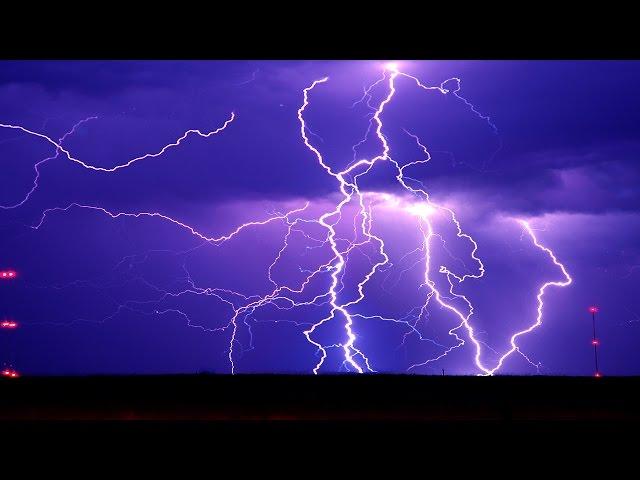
top-left (1, 369), bottom-right (19, 378)
top-left (588, 306), bottom-right (599, 314)
top-left (0, 320), bottom-right (18, 329)
top-left (0, 270), bottom-right (17, 280)
top-left (594, 372), bottom-right (602, 378)
top-left (592, 339), bottom-right (599, 346)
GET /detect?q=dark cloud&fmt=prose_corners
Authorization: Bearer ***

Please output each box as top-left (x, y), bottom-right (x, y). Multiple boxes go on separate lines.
top-left (1, 61), bottom-right (640, 375)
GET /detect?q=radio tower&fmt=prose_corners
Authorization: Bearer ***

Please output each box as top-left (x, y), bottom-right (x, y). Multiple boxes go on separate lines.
top-left (1, 269), bottom-right (20, 378)
top-left (588, 306), bottom-right (601, 378)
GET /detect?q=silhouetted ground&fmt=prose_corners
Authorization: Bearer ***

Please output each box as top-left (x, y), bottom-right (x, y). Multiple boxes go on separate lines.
top-left (1, 375), bottom-right (638, 449)
top-left (1, 374), bottom-right (637, 420)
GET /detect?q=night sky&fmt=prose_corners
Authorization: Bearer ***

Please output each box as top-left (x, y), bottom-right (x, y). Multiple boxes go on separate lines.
top-left (1, 60), bottom-right (639, 376)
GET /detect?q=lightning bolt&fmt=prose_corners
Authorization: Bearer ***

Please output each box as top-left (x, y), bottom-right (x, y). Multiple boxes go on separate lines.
top-left (0, 112), bottom-right (235, 173)
top-left (296, 63), bottom-right (570, 374)
top-left (31, 202), bottom-right (309, 245)
top-left (485, 220), bottom-right (572, 374)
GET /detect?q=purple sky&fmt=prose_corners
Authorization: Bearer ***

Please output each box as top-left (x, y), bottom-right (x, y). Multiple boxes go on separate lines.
top-left (0, 60), bottom-right (639, 376)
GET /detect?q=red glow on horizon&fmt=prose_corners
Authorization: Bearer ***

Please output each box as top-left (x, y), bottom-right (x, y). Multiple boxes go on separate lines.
top-left (588, 306), bottom-right (599, 314)
top-left (0, 270), bottom-right (17, 279)
top-left (1, 369), bottom-right (19, 378)
top-left (594, 372), bottom-right (602, 378)
top-left (0, 320), bottom-right (18, 329)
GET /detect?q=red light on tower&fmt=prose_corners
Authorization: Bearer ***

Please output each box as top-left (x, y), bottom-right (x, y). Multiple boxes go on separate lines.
top-left (0, 320), bottom-right (18, 329)
top-left (0, 270), bottom-right (18, 280)
top-left (592, 339), bottom-right (599, 346)
top-left (589, 306), bottom-right (599, 314)
top-left (1, 369), bottom-right (19, 378)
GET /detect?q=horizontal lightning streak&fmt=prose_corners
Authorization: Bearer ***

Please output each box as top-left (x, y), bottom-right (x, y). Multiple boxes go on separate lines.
top-left (0, 112), bottom-right (235, 172)
top-left (31, 202), bottom-right (309, 245)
